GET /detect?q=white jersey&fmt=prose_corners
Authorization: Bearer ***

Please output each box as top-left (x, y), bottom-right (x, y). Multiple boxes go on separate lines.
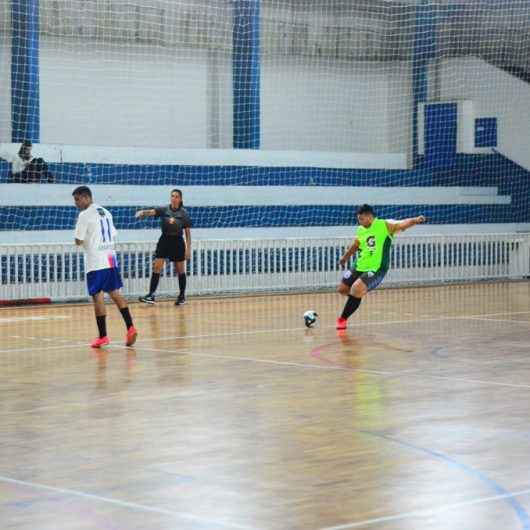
top-left (75, 203), bottom-right (118, 273)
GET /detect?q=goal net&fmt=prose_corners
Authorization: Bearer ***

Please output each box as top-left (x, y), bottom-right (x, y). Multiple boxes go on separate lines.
top-left (0, 0), bottom-right (529, 286)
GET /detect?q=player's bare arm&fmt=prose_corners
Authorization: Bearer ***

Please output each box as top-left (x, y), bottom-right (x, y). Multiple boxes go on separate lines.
top-left (386, 215), bottom-right (426, 235)
top-left (339, 238), bottom-right (360, 267)
top-left (184, 227), bottom-right (192, 261)
top-left (135, 209), bottom-right (157, 219)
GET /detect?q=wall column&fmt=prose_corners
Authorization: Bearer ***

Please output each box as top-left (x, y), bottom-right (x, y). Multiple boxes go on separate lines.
top-left (412, 0), bottom-right (436, 166)
top-left (11, 0), bottom-right (40, 143)
top-left (233, 0), bottom-right (260, 149)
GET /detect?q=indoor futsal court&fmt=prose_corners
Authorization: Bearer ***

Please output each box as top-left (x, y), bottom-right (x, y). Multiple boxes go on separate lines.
top-left (3, 0), bottom-right (530, 529)
top-left (2, 282), bottom-right (530, 530)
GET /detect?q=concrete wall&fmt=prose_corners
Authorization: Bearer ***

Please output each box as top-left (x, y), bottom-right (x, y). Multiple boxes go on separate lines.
top-left (437, 56), bottom-right (530, 170)
top-left (0, 6), bottom-right (12, 144)
top-left (39, 38), bottom-right (233, 149)
top-left (261, 58), bottom-right (412, 153)
top-left (38, 37), bottom-right (412, 152)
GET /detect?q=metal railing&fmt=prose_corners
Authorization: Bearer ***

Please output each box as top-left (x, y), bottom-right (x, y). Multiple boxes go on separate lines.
top-left (1, 234), bottom-right (529, 302)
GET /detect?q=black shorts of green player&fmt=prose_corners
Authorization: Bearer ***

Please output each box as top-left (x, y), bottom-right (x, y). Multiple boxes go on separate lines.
top-left (341, 236), bottom-right (392, 292)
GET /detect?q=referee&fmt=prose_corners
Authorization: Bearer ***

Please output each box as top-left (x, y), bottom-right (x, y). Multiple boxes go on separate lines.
top-left (135, 189), bottom-right (192, 305)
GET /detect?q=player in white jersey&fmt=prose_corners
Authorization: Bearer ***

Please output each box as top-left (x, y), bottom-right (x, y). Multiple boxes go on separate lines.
top-left (73, 186), bottom-right (137, 348)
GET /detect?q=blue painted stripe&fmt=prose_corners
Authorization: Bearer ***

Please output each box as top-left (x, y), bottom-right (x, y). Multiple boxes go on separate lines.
top-left (11, 0), bottom-right (40, 143)
top-left (360, 430), bottom-right (530, 530)
top-left (233, 0), bottom-right (260, 149)
top-left (0, 204), bottom-right (526, 232)
top-left (0, 154), bottom-right (528, 225)
top-left (0, 154), bottom-right (527, 188)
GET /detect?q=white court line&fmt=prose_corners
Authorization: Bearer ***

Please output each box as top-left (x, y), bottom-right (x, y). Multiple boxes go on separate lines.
top-left (319, 487), bottom-right (530, 530)
top-left (113, 345), bottom-right (530, 390)
top-left (420, 374), bottom-right (530, 390)
top-left (0, 342), bottom-right (89, 354)
top-left (0, 315), bottom-right (71, 324)
top-left (0, 359), bottom-right (423, 416)
top-left (0, 474), bottom-right (255, 530)
top-left (133, 310), bottom-right (530, 345)
top-left (113, 345), bottom-right (399, 376)
top-left (0, 324), bottom-right (320, 354)
top-left (3, 310), bottom-right (530, 354)
top-left (466, 317), bottom-right (530, 325)
top-left (1, 309), bottom-right (529, 367)
top-left (136, 325), bottom-right (323, 343)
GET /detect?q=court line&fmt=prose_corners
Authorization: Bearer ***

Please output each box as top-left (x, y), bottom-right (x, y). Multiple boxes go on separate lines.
top-left (405, 373), bottom-right (530, 390)
top-left (111, 344), bottom-right (530, 390)
top-left (466, 317), bottom-right (530, 325)
top-left (133, 310), bottom-right (530, 345)
top-left (0, 324), bottom-right (326, 354)
top-left (0, 342), bottom-right (89, 354)
top-left (0, 315), bottom-right (72, 325)
top-left (2, 342), bottom-right (530, 392)
top-left (0, 474), bottom-right (255, 530)
top-left (319, 487), bottom-right (530, 530)
top-left (360, 430), bottom-right (530, 530)
top-left (2, 308), bottom-right (529, 380)
top-left (309, 342), bottom-right (530, 389)
top-left (111, 344), bottom-right (398, 376)
top-left (2, 310), bottom-right (530, 355)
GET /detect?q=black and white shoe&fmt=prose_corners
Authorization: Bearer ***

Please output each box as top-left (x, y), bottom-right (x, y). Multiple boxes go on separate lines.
top-left (139, 294), bottom-right (155, 305)
top-left (174, 295), bottom-right (186, 306)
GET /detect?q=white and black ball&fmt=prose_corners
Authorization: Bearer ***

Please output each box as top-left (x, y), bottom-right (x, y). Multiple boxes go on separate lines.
top-left (303, 310), bottom-right (318, 328)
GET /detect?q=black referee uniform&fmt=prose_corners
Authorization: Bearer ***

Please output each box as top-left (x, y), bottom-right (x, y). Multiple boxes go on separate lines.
top-left (154, 205), bottom-right (192, 262)
top-left (139, 205), bottom-right (192, 305)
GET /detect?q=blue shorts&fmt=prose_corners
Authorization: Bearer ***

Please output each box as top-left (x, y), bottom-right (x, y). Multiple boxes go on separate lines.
top-left (341, 268), bottom-right (388, 292)
top-left (87, 268), bottom-right (123, 296)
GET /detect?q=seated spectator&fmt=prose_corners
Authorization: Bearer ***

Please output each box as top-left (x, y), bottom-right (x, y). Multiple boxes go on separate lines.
top-left (0, 140), bottom-right (54, 183)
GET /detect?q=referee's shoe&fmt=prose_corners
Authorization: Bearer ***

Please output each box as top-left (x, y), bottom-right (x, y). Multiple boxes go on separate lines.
top-left (139, 294), bottom-right (155, 304)
top-left (174, 295), bottom-right (186, 306)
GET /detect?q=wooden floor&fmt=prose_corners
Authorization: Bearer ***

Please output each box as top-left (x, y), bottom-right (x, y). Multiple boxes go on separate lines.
top-left (2, 282), bottom-right (530, 530)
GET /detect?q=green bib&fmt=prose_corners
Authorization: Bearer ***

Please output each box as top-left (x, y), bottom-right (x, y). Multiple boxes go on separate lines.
top-left (355, 218), bottom-right (393, 272)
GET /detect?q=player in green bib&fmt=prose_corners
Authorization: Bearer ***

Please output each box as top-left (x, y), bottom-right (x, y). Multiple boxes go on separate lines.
top-left (336, 204), bottom-right (426, 330)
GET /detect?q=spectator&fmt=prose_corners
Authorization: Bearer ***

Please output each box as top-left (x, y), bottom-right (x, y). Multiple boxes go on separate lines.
top-left (0, 140), bottom-right (54, 183)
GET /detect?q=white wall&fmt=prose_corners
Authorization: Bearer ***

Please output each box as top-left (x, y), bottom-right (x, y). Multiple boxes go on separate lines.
top-left (387, 63), bottom-right (413, 156)
top-left (437, 56), bottom-right (530, 170)
top-left (0, 143), bottom-right (409, 170)
top-left (37, 35), bottom-right (413, 153)
top-left (39, 37), bottom-right (233, 149)
top-left (3, 183), bottom-right (508, 207)
top-left (261, 57), bottom-right (412, 154)
top-left (3, 224), bottom-right (529, 245)
top-left (0, 28), bottom-right (415, 154)
top-left (0, 29), bottom-right (12, 143)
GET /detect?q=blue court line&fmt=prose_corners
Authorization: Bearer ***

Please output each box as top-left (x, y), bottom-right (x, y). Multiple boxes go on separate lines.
top-left (359, 430), bottom-right (530, 530)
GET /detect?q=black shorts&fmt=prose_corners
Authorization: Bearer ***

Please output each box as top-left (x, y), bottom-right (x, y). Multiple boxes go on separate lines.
top-left (341, 268), bottom-right (388, 292)
top-left (155, 235), bottom-right (186, 262)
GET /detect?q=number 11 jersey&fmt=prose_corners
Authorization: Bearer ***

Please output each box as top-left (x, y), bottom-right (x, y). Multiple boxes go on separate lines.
top-left (75, 203), bottom-right (118, 272)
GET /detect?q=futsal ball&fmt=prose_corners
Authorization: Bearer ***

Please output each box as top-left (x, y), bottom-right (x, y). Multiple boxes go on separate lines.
top-left (303, 310), bottom-right (318, 328)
